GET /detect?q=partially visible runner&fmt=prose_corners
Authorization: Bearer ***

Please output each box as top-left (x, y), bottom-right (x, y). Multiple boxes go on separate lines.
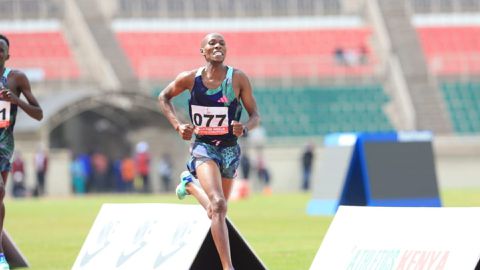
top-left (0, 34), bottom-right (43, 270)
top-left (158, 33), bottom-right (260, 270)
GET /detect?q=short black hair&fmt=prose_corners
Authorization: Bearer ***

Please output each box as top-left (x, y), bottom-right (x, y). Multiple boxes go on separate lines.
top-left (0, 34), bottom-right (9, 47)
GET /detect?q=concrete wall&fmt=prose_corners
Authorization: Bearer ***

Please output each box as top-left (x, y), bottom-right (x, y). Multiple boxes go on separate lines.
top-left (243, 135), bottom-right (480, 192)
top-left (7, 148), bottom-right (71, 197)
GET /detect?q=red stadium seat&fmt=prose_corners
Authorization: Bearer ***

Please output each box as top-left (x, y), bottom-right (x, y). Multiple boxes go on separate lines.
top-left (4, 32), bottom-right (80, 80)
top-left (116, 29), bottom-right (375, 80)
top-left (117, 25), bottom-right (480, 79)
top-left (417, 26), bottom-right (480, 75)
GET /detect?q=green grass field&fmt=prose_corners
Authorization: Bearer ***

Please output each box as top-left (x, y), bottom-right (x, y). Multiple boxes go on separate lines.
top-left (4, 188), bottom-right (480, 270)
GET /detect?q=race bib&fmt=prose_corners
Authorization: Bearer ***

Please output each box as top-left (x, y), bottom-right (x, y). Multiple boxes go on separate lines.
top-left (191, 105), bottom-right (229, 135)
top-left (0, 101), bottom-right (11, 128)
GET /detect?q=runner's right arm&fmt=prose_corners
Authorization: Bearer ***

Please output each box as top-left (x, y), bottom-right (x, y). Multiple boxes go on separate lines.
top-left (158, 70), bottom-right (195, 140)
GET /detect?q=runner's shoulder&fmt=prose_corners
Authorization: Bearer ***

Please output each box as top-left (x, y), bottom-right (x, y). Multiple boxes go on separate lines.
top-left (6, 69), bottom-right (24, 78)
top-left (232, 68), bottom-right (249, 81)
top-left (176, 69), bottom-right (197, 81)
top-left (174, 69), bottom-right (197, 86)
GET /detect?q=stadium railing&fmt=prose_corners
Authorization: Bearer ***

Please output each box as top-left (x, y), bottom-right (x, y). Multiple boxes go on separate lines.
top-left (0, 0), bottom-right (63, 20)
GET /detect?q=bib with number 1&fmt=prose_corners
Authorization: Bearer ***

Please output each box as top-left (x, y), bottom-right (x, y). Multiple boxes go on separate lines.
top-left (191, 105), bottom-right (229, 135)
top-left (0, 101), bottom-right (10, 128)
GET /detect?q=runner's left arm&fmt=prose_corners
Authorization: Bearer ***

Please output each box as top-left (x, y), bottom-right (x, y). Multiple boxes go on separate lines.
top-left (233, 70), bottom-right (260, 136)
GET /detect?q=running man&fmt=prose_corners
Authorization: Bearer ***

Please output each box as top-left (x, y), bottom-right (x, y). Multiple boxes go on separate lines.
top-left (0, 34), bottom-right (43, 270)
top-left (158, 32), bottom-right (260, 270)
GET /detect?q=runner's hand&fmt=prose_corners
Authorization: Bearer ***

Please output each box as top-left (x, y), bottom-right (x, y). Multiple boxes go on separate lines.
top-left (0, 89), bottom-right (19, 104)
top-left (231, 120), bottom-right (243, 137)
top-left (177, 124), bottom-right (194, 140)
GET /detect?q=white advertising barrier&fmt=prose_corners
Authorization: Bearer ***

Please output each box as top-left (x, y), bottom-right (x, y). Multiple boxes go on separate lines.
top-left (72, 203), bottom-right (266, 270)
top-left (310, 206), bottom-right (480, 270)
top-left (72, 203), bottom-right (211, 270)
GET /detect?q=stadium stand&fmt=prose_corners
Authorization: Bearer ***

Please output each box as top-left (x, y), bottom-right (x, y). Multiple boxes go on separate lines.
top-left (5, 19), bottom-right (476, 84)
top-left (417, 26), bottom-right (480, 75)
top-left (0, 0), bottom-right (79, 82)
top-left (116, 23), bottom-right (480, 80)
top-left (253, 85), bottom-right (392, 136)
top-left (116, 29), bottom-right (374, 80)
top-left (115, 11), bottom-right (480, 136)
top-left (0, 0), bottom-right (63, 20)
top-left (115, 0), bottom-right (343, 18)
top-left (0, 0), bottom-right (469, 137)
top-left (0, 17), bottom-right (80, 81)
top-left (441, 81), bottom-right (480, 133)
top-left (411, 12), bottom-right (480, 134)
top-left (409, 0), bottom-right (480, 13)
top-left (157, 84), bottom-right (393, 137)
top-left (5, 30), bottom-right (80, 80)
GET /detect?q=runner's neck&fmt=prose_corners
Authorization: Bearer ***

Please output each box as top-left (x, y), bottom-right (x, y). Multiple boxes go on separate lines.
top-left (204, 64), bottom-right (226, 79)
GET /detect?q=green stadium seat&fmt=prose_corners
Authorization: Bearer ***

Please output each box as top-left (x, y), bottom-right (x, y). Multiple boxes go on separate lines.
top-left (252, 85), bottom-right (393, 137)
top-left (441, 81), bottom-right (480, 134)
top-left (153, 84), bottom-right (454, 137)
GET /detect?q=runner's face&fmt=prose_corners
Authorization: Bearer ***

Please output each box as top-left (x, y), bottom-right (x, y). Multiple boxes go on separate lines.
top-left (201, 34), bottom-right (226, 63)
top-left (0, 40), bottom-right (8, 65)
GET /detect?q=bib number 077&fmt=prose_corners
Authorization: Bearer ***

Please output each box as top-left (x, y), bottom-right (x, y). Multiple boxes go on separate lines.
top-left (193, 113), bottom-right (226, 127)
top-left (190, 105), bottom-right (229, 135)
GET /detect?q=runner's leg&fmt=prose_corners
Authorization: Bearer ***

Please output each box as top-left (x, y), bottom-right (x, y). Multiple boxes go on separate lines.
top-left (196, 160), bottom-right (233, 270)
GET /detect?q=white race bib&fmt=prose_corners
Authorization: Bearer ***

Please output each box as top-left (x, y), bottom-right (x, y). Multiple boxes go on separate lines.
top-left (191, 105), bottom-right (229, 135)
top-left (0, 101), bottom-right (11, 128)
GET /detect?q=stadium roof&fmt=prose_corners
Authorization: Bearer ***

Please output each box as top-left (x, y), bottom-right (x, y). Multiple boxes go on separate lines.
top-left (15, 89), bottom-right (166, 133)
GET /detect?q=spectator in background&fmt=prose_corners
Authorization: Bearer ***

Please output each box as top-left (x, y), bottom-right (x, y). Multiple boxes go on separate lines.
top-left (11, 151), bottom-right (26, 198)
top-left (256, 148), bottom-right (271, 195)
top-left (70, 155), bottom-right (87, 194)
top-left (34, 146), bottom-right (48, 196)
top-left (344, 48), bottom-right (360, 66)
top-left (334, 46), bottom-right (346, 65)
top-left (135, 141), bottom-right (151, 193)
top-left (91, 151), bottom-right (109, 192)
top-left (358, 44), bottom-right (368, 65)
top-left (230, 152), bottom-right (252, 200)
top-left (157, 153), bottom-right (172, 192)
top-left (78, 153), bottom-right (93, 193)
top-left (113, 158), bottom-right (126, 192)
top-left (240, 152), bottom-right (251, 181)
top-left (301, 142), bottom-right (315, 191)
top-left (121, 156), bottom-right (135, 193)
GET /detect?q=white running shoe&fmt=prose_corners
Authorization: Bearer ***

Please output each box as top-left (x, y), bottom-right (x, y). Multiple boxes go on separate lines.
top-left (0, 254), bottom-right (10, 270)
top-left (176, 171), bottom-right (194, 200)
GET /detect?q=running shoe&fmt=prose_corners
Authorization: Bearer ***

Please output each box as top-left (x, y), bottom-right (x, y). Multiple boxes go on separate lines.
top-left (176, 171), bottom-right (194, 200)
top-left (0, 254), bottom-right (9, 270)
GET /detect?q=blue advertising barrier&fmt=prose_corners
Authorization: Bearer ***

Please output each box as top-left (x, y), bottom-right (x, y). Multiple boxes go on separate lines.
top-left (308, 131), bottom-right (441, 216)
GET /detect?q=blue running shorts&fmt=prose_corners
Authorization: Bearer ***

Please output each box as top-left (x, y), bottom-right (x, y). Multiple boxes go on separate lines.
top-left (187, 141), bottom-right (241, 179)
top-left (0, 158), bottom-right (11, 172)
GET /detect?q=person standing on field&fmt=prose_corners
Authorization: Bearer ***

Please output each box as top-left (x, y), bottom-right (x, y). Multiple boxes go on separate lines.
top-left (34, 146), bottom-right (48, 196)
top-left (301, 142), bottom-right (314, 191)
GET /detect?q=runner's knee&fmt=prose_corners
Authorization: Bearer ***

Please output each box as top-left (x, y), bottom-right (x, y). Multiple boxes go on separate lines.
top-left (210, 196), bottom-right (227, 215)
